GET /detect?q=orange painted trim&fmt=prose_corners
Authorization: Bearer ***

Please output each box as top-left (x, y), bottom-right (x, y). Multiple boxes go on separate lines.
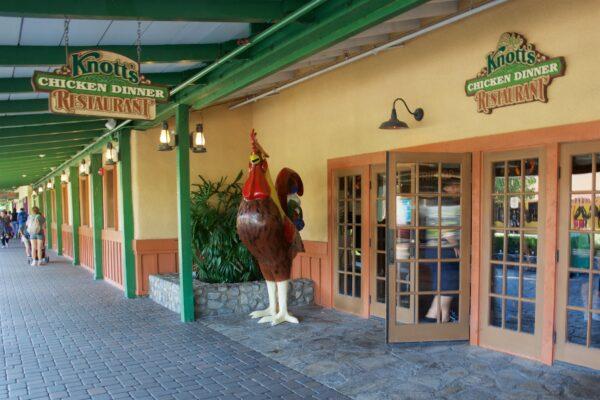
top-left (101, 228), bottom-right (123, 242)
top-left (469, 151), bottom-right (483, 346)
top-left (78, 225), bottom-right (94, 271)
top-left (133, 238), bottom-right (178, 253)
top-left (132, 238), bottom-right (179, 296)
top-left (541, 143), bottom-right (559, 365)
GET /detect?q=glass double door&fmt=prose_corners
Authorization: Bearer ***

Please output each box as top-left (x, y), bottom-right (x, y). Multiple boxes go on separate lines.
top-left (387, 152), bottom-right (471, 342)
top-left (556, 142), bottom-right (600, 370)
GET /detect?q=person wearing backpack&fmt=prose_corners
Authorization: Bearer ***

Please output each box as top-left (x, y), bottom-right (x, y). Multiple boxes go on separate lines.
top-left (27, 207), bottom-right (46, 266)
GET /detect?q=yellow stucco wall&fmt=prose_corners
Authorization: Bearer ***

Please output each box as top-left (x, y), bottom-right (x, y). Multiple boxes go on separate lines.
top-left (250, 0), bottom-right (600, 241)
top-left (131, 105), bottom-right (252, 239)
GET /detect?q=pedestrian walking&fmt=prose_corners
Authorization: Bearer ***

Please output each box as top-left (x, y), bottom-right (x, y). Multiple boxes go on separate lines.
top-left (0, 210), bottom-right (10, 248)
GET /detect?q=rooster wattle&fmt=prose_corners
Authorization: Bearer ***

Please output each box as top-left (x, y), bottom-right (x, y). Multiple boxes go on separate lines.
top-left (236, 130), bottom-right (304, 326)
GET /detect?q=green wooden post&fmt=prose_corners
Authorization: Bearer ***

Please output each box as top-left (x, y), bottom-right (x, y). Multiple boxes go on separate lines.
top-left (117, 129), bottom-right (136, 298)
top-left (176, 104), bottom-right (194, 322)
top-left (54, 175), bottom-right (63, 255)
top-left (89, 153), bottom-right (104, 280)
top-left (69, 166), bottom-right (81, 265)
top-left (44, 188), bottom-right (52, 250)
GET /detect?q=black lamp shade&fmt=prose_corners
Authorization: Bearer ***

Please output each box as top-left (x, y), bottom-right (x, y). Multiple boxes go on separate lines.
top-left (379, 108), bottom-right (408, 129)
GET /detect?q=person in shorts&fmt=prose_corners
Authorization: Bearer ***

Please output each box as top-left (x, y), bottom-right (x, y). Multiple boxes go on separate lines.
top-left (26, 207), bottom-right (46, 266)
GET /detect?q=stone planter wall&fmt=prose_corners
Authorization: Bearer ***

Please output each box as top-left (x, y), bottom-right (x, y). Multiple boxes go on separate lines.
top-left (149, 274), bottom-right (314, 318)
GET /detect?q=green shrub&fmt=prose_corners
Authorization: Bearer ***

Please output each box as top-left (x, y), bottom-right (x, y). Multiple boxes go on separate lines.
top-left (190, 171), bottom-right (262, 283)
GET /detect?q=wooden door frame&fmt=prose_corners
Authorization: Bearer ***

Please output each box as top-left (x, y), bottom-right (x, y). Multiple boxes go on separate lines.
top-left (479, 148), bottom-right (547, 360)
top-left (370, 164), bottom-right (387, 318)
top-left (331, 166), bottom-right (370, 315)
top-left (387, 151), bottom-right (472, 343)
top-left (555, 141), bottom-right (600, 370)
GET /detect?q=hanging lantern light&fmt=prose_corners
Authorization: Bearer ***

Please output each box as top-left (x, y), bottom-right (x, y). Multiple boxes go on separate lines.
top-left (60, 171), bottom-right (69, 184)
top-left (105, 142), bottom-right (118, 165)
top-left (46, 180), bottom-right (54, 190)
top-left (79, 159), bottom-right (90, 176)
top-left (158, 121), bottom-right (174, 151)
top-left (191, 123), bottom-right (207, 153)
top-left (38, 187), bottom-right (43, 193)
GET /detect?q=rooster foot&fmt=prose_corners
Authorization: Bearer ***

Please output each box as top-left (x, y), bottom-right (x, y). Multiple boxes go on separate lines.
top-left (269, 312), bottom-right (299, 326)
top-left (250, 309), bottom-right (274, 319)
top-left (257, 315), bottom-right (276, 324)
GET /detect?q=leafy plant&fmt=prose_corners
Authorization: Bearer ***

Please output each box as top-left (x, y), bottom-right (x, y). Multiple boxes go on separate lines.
top-left (190, 171), bottom-right (262, 283)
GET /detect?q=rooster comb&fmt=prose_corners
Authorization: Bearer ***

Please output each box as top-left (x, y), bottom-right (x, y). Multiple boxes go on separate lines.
top-left (249, 129), bottom-right (269, 158)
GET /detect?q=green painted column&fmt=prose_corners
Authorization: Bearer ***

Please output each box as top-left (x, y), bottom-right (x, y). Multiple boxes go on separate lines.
top-left (176, 104), bottom-right (194, 322)
top-left (89, 153), bottom-right (104, 280)
top-left (44, 188), bottom-right (52, 250)
top-left (117, 129), bottom-right (136, 298)
top-left (69, 166), bottom-right (81, 265)
top-left (54, 175), bottom-right (63, 255)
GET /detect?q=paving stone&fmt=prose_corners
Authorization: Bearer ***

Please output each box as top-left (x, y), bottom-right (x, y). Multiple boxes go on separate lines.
top-left (0, 246), bottom-right (344, 400)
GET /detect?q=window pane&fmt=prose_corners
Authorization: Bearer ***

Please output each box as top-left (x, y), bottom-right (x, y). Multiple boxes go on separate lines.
top-left (570, 232), bottom-right (591, 269)
top-left (523, 194), bottom-right (539, 228)
top-left (493, 162), bottom-right (505, 194)
top-left (377, 173), bottom-right (386, 197)
top-left (418, 262), bottom-right (437, 291)
top-left (377, 253), bottom-right (386, 278)
top-left (354, 275), bottom-right (361, 298)
top-left (396, 229), bottom-right (416, 260)
top-left (338, 273), bottom-right (344, 295)
top-left (354, 201), bottom-right (361, 224)
top-left (491, 264), bottom-right (504, 294)
top-left (419, 163), bottom-right (438, 193)
top-left (418, 229), bottom-right (439, 259)
top-left (398, 262), bottom-right (411, 281)
top-left (491, 231), bottom-right (505, 261)
top-left (377, 280), bottom-right (385, 303)
top-left (338, 177), bottom-right (345, 199)
top-left (592, 275), bottom-right (600, 311)
top-left (507, 230), bottom-right (520, 263)
top-left (508, 196), bottom-right (521, 228)
top-left (524, 159), bottom-right (539, 193)
top-left (396, 196), bottom-right (414, 226)
top-left (441, 229), bottom-right (460, 258)
top-left (492, 196), bottom-right (505, 227)
top-left (441, 261), bottom-right (460, 291)
top-left (591, 315), bottom-right (600, 349)
top-left (354, 175), bottom-right (361, 199)
top-left (441, 196), bottom-right (460, 226)
top-left (442, 294), bottom-right (459, 323)
top-left (567, 310), bottom-right (587, 345)
top-left (571, 194), bottom-right (592, 230)
top-left (441, 163), bottom-right (461, 194)
top-left (522, 267), bottom-right (537, 299)
top-left (419, 295), bottom-right (437, 323)
top-left (506, 265), bottom-right (519, 297)
top-left (397, 164), bottom-right (413, 194)
top-left (505, 299), bottom-right (518, 331)
top-left (521, 302), bottom-right (536, 334)
top-left (523, 233), bottom-right (538, 264)
top-left (377, 227), bottom-right (386, 251)
top-left (418, 196), bottom-right (438, 226)
top-left (568, 272), bottom-right (589, 308)
top-left (490, 297), bottom-right (503, 327)
top-left (376, 199), bottom-right (386, 224)
top-left (507, 160), bottom-right (522, 193)
top-left (571, 154), bottom-right (593, 191)
top-left (346, 274), bottom-right (353, 296)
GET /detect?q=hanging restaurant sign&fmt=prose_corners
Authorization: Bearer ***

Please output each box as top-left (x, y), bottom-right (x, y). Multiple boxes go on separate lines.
top-left (465, 33), bottom-right (565, 114)
top-left (31, 50), bottom-right (169, 120)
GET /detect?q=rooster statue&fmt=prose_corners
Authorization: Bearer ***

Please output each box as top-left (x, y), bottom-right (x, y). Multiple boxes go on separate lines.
top-left (236, 130), bottom-right (305, 326)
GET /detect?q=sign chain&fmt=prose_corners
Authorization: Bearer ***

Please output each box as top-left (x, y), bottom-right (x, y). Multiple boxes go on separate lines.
top-left (64, 18), bottom-right (70, 65)
top-left (136, 21), bottom-right (142, 65)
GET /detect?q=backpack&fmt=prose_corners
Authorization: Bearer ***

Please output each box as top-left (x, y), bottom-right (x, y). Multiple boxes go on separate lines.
top-left (28, 216), bottom-right (41, 235)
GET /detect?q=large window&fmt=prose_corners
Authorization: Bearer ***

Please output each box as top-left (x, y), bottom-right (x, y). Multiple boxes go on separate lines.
top-left (80, 177), bottom-right (90, 226)
top-left (103, 167), bottom-right (119, 229)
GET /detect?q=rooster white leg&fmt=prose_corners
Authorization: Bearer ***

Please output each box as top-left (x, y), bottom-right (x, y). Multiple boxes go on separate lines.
top-left (269, 280), bottom-right (299, 326)
top-left (251, 280), bottom-right (277, 320)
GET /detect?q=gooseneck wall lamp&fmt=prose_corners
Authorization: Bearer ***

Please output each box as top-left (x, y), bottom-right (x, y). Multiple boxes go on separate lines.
top-left (379, 98), bottom-right (424, 129)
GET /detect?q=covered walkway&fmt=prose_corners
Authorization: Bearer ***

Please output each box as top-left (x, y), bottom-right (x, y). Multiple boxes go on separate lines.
top-left (0, 247), bottom-right (344, 400)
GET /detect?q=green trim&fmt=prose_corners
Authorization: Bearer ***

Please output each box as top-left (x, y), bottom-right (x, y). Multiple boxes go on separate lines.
top-left (0, 122), bottom-right (106, 139)
top-left (89, 153), bottom-right (104, 280)
top-left (69, 166), bottom-right (81, 266)
top-left (0, 131), bottom-right (103, 147)
top-left (0, 1), bottom-right (306, 22)
top-left (0, 114), bottom-right (101, 128)
top-left (44, 189), bottom-right (52, 250)
top-left (117, 129), bottom-right (136, 298)
top-left (175, 103), bottom-right (194, 322)
top-left (0, 99), bottom-right (47, 113)
top-left (0, 44), bottom-right (223, 66)
top-left (54, 176), bottom-right (63, 256)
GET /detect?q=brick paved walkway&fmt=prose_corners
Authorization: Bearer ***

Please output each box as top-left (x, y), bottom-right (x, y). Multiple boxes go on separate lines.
top-left (0, 246), bottom-right (346, 400)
